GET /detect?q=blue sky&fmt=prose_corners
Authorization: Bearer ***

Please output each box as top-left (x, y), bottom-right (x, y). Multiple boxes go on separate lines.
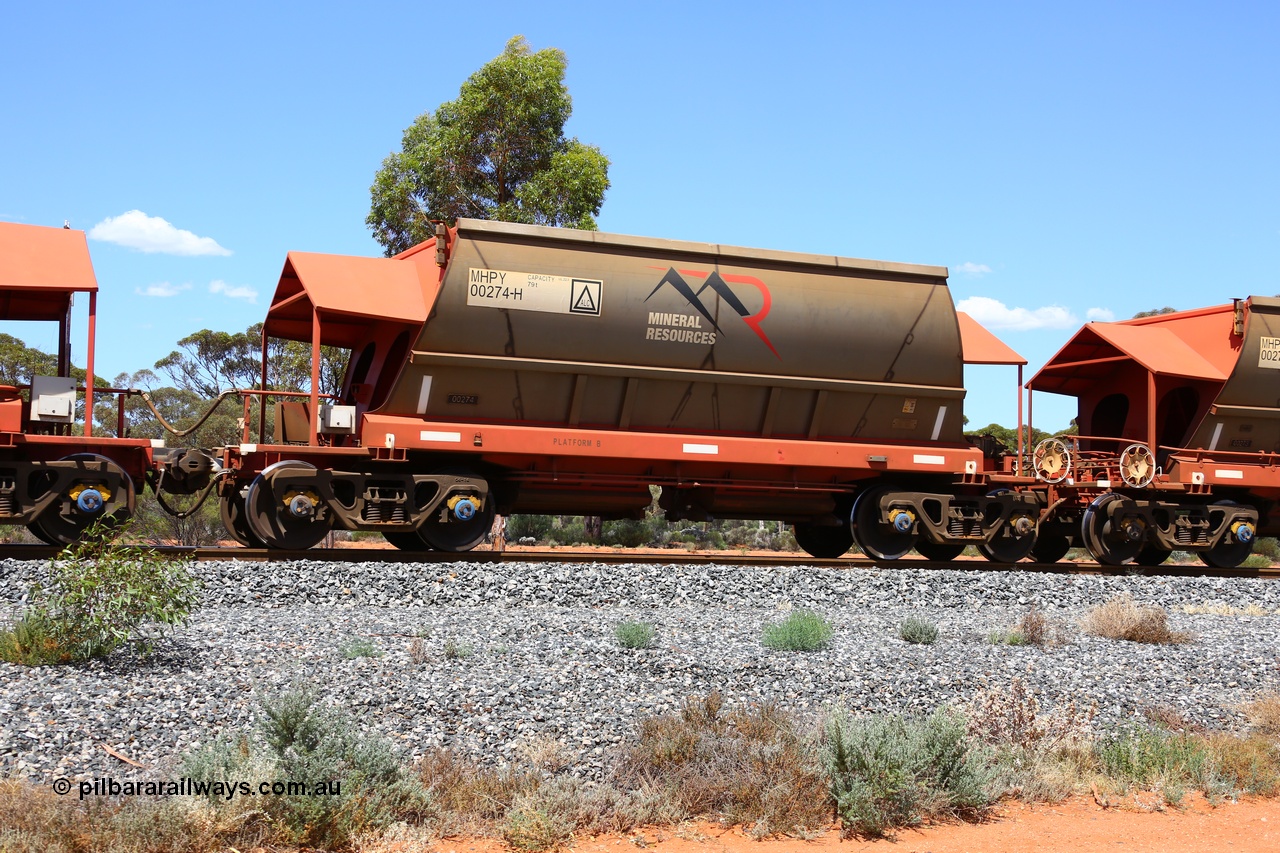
top-left (2, 0), bottom-right (1276, 431)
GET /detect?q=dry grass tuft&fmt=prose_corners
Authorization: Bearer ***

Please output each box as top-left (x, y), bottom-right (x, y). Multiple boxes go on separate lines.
top-left (1244, 692), bottom-right (1280, 737)
top-left (1142, 704), bottom-right (1205, 735)
top-left (416, 748), bottom-right (539, 833)
top-left (1081, 593), bottom-right (1194, 644)
top-left (966, 677), bottom-right (1095, 753)
top-left (612, 693), bottom-right (831, 837)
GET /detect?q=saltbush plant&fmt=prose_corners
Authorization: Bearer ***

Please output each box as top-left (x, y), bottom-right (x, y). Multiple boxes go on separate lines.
top-left (898, 616), bottom-right (939, 645)
top-left (614, 620), bottom-right (655, 649)
top-left (0, 522), bottom-right (199, 664)
top-left (338, 636), bottom-right (382, 659)
top-left (824, 708), bottom-right (994, 838)
top-left (182, 688), bottom-right (431, 849)
top-left (762, 609), bottom-right (833, 651)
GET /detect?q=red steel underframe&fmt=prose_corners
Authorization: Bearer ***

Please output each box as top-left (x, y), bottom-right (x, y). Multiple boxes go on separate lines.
top-left (227, 414), bottom-right (989, 493)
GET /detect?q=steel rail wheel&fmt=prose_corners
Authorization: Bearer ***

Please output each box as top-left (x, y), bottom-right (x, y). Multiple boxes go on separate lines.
top-left (244, 461), bottom-right (331, 550)
top-left (419, 499), bottom-right (494, 552)
top-left (914, 541), bottom-right (966, 561)
top-left (1198, 501), bottom-right (1257, 569)
top-left (220, 483), bottom-right (265, 548)
top-left (382, 530), bottom-right (434, 552)
top-left (977, 490), bottom-right (1037, 563)
top-left (1080, 493), bottom-right (1143, 566)
top-left (851, 485), bottom-right (917, 561)
top-left (793, 522), bottom-right (854, 559)
top-left (32, 453), bottom-right (135, 546)
top-left (1030, 533), bottom-right (1072, 564)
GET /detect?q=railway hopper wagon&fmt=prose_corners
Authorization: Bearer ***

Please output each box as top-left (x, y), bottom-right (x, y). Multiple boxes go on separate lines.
top-left (226, 218), bottom-right (1038, 557)
top-left (1027, 297), bottom-right (1279, 568)
top-left (0, 222), bottom-right (210, 544)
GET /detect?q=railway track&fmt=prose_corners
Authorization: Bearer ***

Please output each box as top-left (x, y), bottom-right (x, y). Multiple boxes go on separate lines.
top-left (2, 543), bottom-right (1276, 580)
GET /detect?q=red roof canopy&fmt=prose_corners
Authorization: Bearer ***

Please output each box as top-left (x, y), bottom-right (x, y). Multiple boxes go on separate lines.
top-left (0, 222), bottom-right (98, 321)
top-left (956, 312), bottom-right (1026, 365)
top-left (264, 252), bottom-right (433, 347)
top-left (1030, 313), bottom-right (1232, 396)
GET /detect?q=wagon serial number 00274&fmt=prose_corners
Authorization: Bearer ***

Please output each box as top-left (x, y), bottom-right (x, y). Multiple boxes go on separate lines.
top-left (469, 283), bottom-right (523, 301)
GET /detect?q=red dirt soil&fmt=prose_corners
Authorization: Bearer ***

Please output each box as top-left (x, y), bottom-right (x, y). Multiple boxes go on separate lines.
top-left (411, 797), bottom-right (1280, 853)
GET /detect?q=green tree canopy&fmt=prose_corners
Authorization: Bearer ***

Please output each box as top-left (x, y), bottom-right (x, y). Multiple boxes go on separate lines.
top-left (155, 323), bottom-right (345, 398)
top-left (367, 35), bottom-right (610, 255)
top-left (1132, 306), bottom-right (1177, 318)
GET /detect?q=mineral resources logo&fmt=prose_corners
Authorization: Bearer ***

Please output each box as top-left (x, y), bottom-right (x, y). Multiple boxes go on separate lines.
top-left (644, 267), bottom-right (779, 358)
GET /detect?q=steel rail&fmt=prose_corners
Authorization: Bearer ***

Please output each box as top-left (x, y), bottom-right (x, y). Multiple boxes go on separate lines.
top-left (2, 544), bottom-right (1276, 580)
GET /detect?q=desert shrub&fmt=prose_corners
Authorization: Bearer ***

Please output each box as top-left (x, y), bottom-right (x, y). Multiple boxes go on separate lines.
top-left (1093, 725), bottom-right (1211, 792)
top-left (1202, 733), bottom-right (1280, 796)
top-left (127, 490), bottom-right (226, 546)
top-left (0, 611), bottom-right (67, 666)
top-left (824, 708), bottom-right (994, 838)
top-left (1254, 537), bottom-right (1280, 562)
top-left (507, 514), bottom-right (554, 542)
top-left (548, 520), bottom-right (587, 546)
top-left (967, 678), bottom-right (1095, 753)
top-left (613, 693), bottom-right (831, 836)
top-left (442, 638), bottom-right (474, 659)
top-left (614, 620), bottom-right (655, 649)
top-left (1081, 593), bottom-right (1193, 644)
top-left (0, 778), bottom-right (226, 853)
top-left (1241, 553), bottom-right (1274, 569)
top-left (0, 522), bottom-right (198, 664)
top-left (184, 688), bottom-right (431, 849)
top-left (898, 616), bottom-right (939, 645)
top-left (502, 799), bottom-right (575, 851)
top-left (762, 609), bottom-right (833, 651)
top-left (417, 748), bottom-right (539, 833)
top-left (990, 609), bottom-right (1069, 647)
top-left (723, 521), bottom-right (797, 552)
top-left (338, 636), bottom-right (381, 659)
top-left (602, 518), bottom-right (652, 548)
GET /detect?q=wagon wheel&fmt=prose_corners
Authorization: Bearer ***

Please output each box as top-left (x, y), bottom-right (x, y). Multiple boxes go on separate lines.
top-left (419, 497), bottom-right (494, 552)
top-left (1198, 501), bottom-right (1257, 569)
top-left (977, 491), bottom-right (1037, 563)
top-left (1135, 543), bottom-right (1172, 566)
top-left (32, 453), bottom-right (135, 546)
top-left (1080, 493), bottom-right (1144, 566)
top-left (382, 530), bottom-right (434, 552)
top-left (1032, 438), bottom-right (1072, 484)
top-left (851, 485), bottom-right (917, 561)
top-left (244, 461), bottom-right (331, 550)
top-left (220, 482), bottom-right (265, 547)
top-left (1119, 443), bottom-right (1156, 488)
top-left (793, 522), bottom-right (854, 559)
top-left (914, 541), bottom-right (966, 561)
top-left (1030, 533), bottom-right (1072, 564)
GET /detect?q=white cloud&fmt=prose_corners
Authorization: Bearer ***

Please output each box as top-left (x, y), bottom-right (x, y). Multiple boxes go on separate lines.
top-left (135, 281), bottom-right (192, 298)
top-left (209, 279), bottom-right (258, 303)
top-left (89, 210), bottom-right (231, 256)
top-left (956, 296), bottom-right (1077, 331)
top-left (1086, 307), bottom-right (1116, 322)
top-left (955, 262), bottom-right (993, 277)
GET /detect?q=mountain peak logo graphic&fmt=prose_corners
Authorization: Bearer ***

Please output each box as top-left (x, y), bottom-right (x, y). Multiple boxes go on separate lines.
top-left (645, 267), bottom-right (779, 358)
